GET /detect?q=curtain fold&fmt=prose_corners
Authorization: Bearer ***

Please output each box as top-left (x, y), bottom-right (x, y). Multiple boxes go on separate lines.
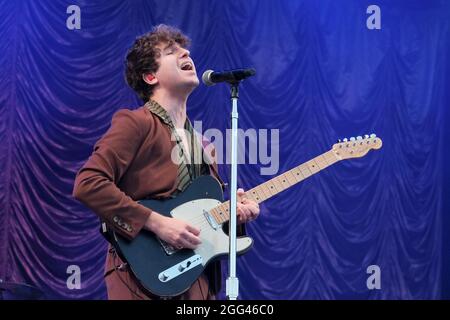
top-left (0, 0), bottom-right (448, 299)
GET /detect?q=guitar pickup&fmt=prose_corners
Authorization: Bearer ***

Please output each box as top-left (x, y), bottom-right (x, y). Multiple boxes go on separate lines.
top-left (203, 210), bottom-right (219, 230)
top-left (157, 238), bottom-right (178, 256)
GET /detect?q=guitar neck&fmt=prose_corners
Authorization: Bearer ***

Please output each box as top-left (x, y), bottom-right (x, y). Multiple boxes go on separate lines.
top-left (209, 150), bottom-right (340, 224)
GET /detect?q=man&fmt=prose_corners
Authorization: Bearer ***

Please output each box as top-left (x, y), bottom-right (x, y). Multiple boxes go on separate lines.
top-left (73, 24), bottom-right (260, 300)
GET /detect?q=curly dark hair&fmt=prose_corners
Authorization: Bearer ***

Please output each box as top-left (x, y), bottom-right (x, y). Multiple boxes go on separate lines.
top-left (125, 24), bottom-right (190, 101)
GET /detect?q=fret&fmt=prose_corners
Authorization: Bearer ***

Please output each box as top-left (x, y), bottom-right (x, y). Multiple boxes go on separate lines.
top-left (278, 173), bottom-right (291, 189)
top-left (215, 209), bottom-right (224, 224)
top-left (274, 177), bottom-right (284, 191)
top-left (325, 150), bottom-right (339, 163)
top-left (262, 184), bottom-right (272, 199)
top-left (266, 181), bottom-right (278, 194)
top-left (248, 188), bottom-right (263, 203)
top-left (252, 186), bottom-right (265, 201)
top-left (255, 184), bottom-right (267, 199)
top-left (322, 157), bottom-right (332, 168)
top-left (211, 207), bottom-right (222, 224)
top-left (222, 204), bottom-right (230, 222)
top-left (245, 190), bottom-right (256, 202)
top-left (307, 160), bottom-right (320, 173)
top-left (322, 152), bottom-right (334, 165)
top-left (315, 162), bottom-right (324, 171)
top-left (317, 157), bottom-right (326, 168)
top-left (216, 206), bottom-right (228, 223)
top-left (300, 165), bottom-right (312, 178)
top-left (289, 168), bottom-right (301, 183)
top-left (223, 205), bottom-right (230, 223)
top-left (318, 154), bottom-right (329, 167)
top-left (209, 208), bottom-right (218, 222)
top-left (271, 177), bottom-right (282, 192)
top-left (313, 158), bottom-right (324, 170)
top-left (263, 181), bottom-right (276, 196)
top-left (285, 170), bottom-right (296, 185)
top-left (245, 189), bottom-right (261, 201)
top-left (257, 185), bottom-right (270, 201)
top-left (292, 167), bottom-right (304, 180)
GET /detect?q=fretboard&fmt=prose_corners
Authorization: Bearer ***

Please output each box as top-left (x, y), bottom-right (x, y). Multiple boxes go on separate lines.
top-left (208, 150), bottom-right (339, 224)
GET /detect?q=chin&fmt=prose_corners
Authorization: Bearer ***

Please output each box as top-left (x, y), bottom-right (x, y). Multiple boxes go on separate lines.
top-left (192, 78), bottom-right (200, 87)
top-left (187, 77), bottom-right (200, 88)
top-left (179, 80), bottom-right (199, 95)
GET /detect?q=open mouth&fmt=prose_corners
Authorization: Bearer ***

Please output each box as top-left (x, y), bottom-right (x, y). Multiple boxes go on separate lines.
top-left (180, 61), bottom-right (194, 71)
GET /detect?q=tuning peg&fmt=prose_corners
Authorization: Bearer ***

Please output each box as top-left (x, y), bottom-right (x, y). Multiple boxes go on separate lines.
top-left (350, 137), bottom-right (356, 141)
top-left (370, 133), bottom-right (376, 138)
top-left (343, 138), bottom-right (348, 142)
top-left (337, 139), bottom-right (342, 143)
top-left (364, 134), bottom-right (369, 139)
top-left (356, 136), bottom-right (362, 140)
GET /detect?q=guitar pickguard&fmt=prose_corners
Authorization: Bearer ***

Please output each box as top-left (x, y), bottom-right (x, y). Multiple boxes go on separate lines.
top-left (170, 198), bottom-right (253, 266)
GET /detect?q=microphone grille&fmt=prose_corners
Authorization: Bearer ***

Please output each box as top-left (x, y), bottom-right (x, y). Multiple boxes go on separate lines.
top-left (202, 70), bottom-right (215, 86)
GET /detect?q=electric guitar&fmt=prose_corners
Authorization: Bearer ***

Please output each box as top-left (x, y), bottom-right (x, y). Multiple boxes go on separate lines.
top-left (109, 134), bottom-right (382, 297)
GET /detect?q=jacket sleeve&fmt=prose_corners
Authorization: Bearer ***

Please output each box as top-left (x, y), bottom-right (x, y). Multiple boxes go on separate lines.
top-left (73, 109), bottom-right (152, 240)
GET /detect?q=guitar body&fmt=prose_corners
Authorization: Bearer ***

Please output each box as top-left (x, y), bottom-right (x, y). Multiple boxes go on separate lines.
top-left (110, 175), bottom-right (253, 297)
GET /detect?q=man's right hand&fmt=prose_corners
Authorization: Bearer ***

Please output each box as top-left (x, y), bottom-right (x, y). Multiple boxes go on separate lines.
top-left (144, 211), bottom-right (201, 250)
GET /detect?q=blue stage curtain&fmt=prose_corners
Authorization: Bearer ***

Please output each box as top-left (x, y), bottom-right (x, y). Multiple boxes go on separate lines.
top-left (0, 0), bottom-right (449, 299)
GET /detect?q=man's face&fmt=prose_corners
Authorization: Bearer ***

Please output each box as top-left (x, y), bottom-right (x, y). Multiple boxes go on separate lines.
top-left (152, 41), bottom-right (199, 94)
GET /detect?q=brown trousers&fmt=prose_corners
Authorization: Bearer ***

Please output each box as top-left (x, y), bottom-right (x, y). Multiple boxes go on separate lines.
top-left (104, 248), bottom-right (215, 300)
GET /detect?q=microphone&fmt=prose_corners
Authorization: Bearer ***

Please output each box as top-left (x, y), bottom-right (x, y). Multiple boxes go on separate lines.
top-left (202, 68), bottom-right (256, 86)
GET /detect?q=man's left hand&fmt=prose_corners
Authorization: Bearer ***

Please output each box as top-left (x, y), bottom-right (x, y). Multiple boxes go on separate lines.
top-left (236, 188), bottom-right (260, 224)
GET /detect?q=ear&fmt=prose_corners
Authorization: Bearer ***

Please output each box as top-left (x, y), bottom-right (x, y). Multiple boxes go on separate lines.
top-left (143, 73), bottom-right (158, 85)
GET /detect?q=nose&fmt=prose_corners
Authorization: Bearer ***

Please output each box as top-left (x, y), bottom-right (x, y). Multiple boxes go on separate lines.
top-left (180, 47), bottom-right (190, 58)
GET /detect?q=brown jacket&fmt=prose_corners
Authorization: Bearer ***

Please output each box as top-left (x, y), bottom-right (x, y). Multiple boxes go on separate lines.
top-left (73, 106), bottom-right (228, 298)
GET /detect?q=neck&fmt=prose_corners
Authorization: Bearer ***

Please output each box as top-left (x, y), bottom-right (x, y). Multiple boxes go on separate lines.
top-left (150, 91), bottom-right (188, 128)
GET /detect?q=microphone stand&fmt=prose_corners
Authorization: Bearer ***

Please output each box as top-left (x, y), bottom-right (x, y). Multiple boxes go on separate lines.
top-left (226, 82), bottom-right (240, 300)
top-left (203, 67), bottom-right (255, 300)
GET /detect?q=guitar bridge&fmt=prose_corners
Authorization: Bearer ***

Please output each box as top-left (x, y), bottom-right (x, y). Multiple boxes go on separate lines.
top-left (157, 238), bottom-right (179, 256)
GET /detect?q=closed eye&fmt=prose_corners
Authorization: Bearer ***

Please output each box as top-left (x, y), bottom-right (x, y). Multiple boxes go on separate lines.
top-left (164, 45), bottom-right (178, 56)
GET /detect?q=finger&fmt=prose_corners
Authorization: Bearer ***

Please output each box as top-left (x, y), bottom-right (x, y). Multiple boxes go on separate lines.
top-left (186, 224), bottom-right (201, 236)
top-left (248, 204), bottom-right (260, 216)
top-left (240, 213), bottom-right (250, 223)
top-left (237, 209), bottom-right (246, 223)
top-left (241, 199), bottom-right (260, 215)
top-left (237, 205), bottom-right (250, 219)
top-left (237, 188), bottom-right (246, 202)
top-left (184, 232), bottom-right (202, 246)
top-left (240, 205), bottom-right (251, 217)
top-left (249, 210), bottom-right (259, 220)
top-left (236, 207), bottom-right (246, 223)
top-left (245, 204), bottom-right (260, 221)
top-left (242, 198), bottom-right (259, 207)
top-left (239, 208), bottom-right (251, 223)
top-left (180, 238), bottom-right (197, 250)
top-left (179, 233), bottom-right (201, 249)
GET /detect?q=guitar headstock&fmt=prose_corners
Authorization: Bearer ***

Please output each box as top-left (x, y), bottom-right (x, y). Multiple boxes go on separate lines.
top-left (332, 134), bottom-right (382, 160)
